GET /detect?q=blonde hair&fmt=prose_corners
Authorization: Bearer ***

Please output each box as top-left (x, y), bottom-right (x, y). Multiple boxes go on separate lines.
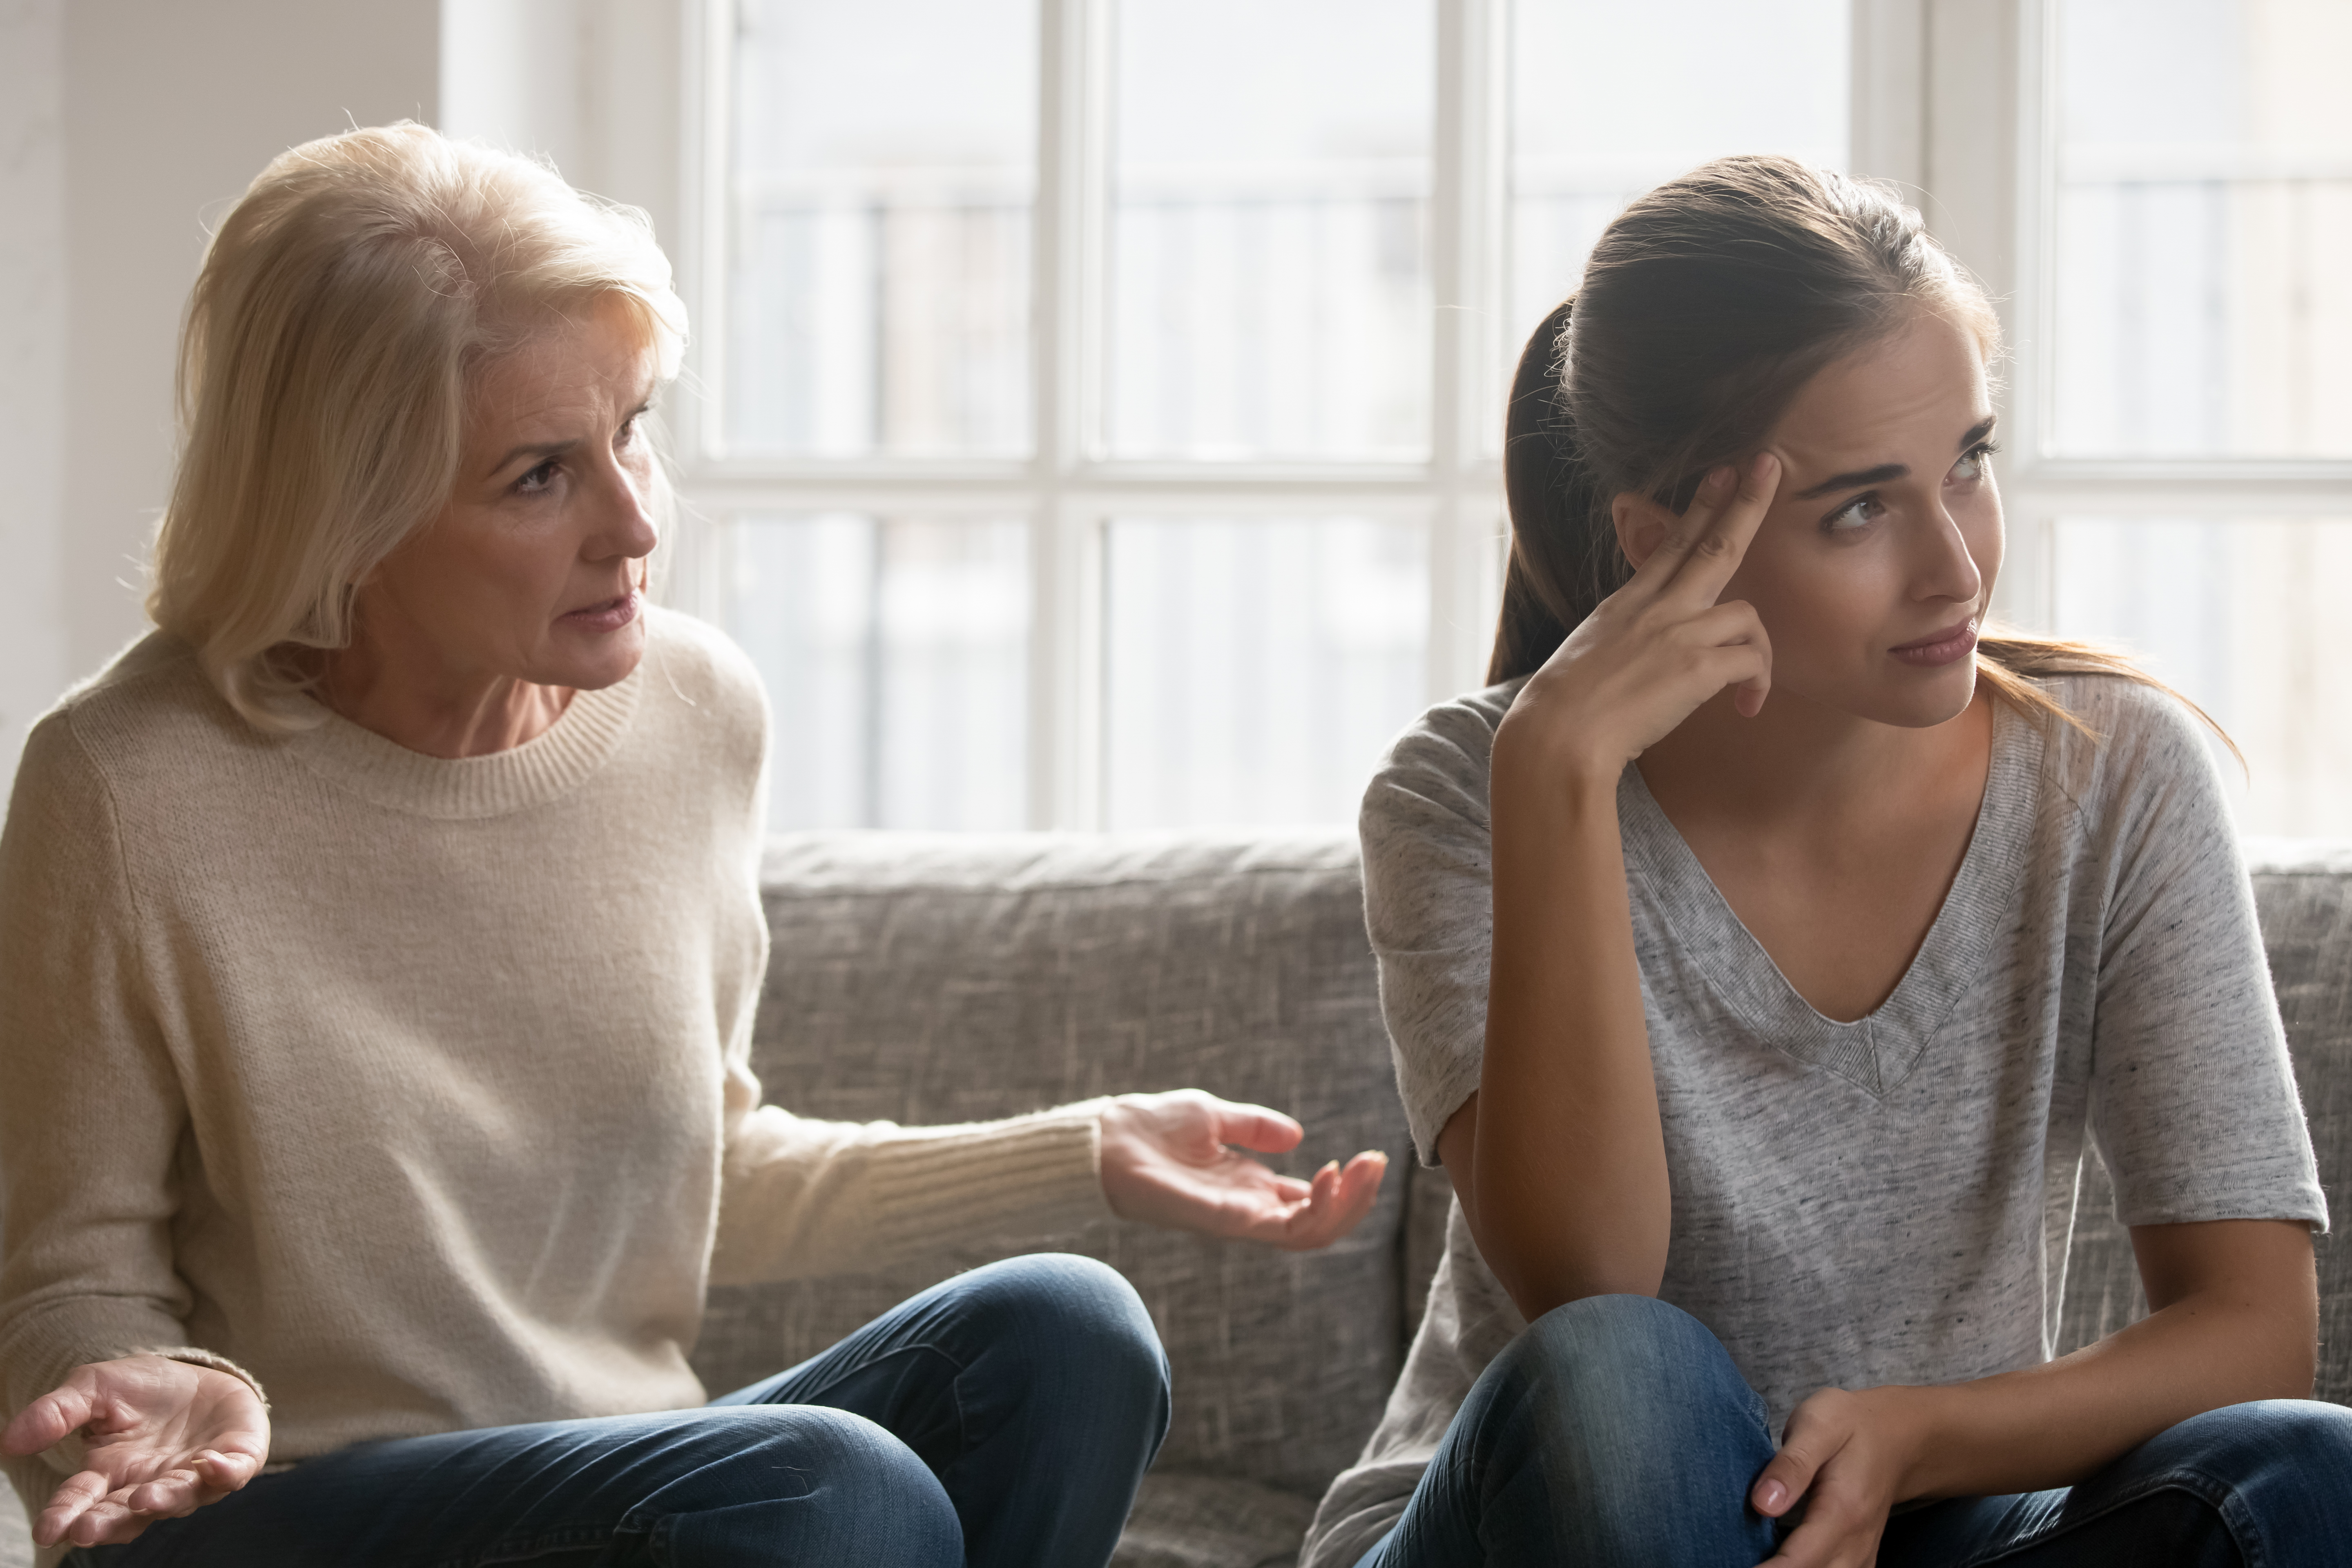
top-left (148, 121), bottom-right (687, 731)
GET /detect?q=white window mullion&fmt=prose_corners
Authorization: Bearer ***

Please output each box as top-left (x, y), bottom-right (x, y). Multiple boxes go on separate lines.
top-left (1034, 0), bottom-right (1110, 827)
top-left (1430, 0), bottom-right (1509, 705)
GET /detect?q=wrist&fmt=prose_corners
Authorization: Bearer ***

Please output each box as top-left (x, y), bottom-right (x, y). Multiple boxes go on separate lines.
top-left (1865, 1383), bottom-right (1956, 1501)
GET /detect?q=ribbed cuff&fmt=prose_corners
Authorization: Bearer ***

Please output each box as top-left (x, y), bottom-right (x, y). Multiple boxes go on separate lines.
top-left (133, 1345), bottom-right (271, 1413)
top-left (858, 1099), bottom-right (1115, 1260)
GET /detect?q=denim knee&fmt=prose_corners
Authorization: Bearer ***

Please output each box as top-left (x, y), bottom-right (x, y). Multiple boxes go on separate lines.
top-left (2143, 1398), bottom-right (2352, 1548)
top-left (1434, 1295), bottom-right (1776, 1564)
top-left (645, 1405), bottom-right (962, 1566)
top-left (1497, 1293), bottom-right (1763, 1437)
top-left (952, 1253), bottom-right (1171, 1408)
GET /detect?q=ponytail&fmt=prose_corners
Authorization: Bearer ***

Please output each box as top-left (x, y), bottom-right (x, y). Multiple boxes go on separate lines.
top-left (1490, 298), bottom-right (1617, 684)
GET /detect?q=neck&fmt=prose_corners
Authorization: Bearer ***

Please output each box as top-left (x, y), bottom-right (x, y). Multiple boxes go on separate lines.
top-left (1636, 685), bottom-right (1989, 832)
top-left (318, 631), bottom-right (575, 760)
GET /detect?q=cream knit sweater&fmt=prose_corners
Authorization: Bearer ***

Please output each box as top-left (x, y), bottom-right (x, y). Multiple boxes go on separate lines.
top-left (0, 608), bottom-right (1111, 1538)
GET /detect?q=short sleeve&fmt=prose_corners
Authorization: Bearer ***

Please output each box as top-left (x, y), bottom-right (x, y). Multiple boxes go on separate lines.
top-left (2083, 687), bottom-right (2326, 1230)
top-left (1359, 686), bottom-right (1518, 1165)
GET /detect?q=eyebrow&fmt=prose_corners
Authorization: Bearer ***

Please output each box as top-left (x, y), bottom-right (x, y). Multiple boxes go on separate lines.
top-left (1790, 416), bottom-right (1999, 500)
top-left (484, 397), bottom-right (658, 477)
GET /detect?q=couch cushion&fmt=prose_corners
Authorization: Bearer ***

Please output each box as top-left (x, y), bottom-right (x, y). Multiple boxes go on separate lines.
top-left (1112, 1473), bottom-right (1319, 1568)
top-left (693, 831), bottom-right (1412, 1501)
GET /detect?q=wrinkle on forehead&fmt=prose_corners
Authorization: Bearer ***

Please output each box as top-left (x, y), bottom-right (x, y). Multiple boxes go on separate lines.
top-left (1767, 312), bottom-right (1992, 478)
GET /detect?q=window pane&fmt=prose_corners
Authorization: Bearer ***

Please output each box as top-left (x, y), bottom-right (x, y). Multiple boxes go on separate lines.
top-left (2051, 0), bottom-right (2352, 457)
top-left (726, 515), bottom-right (1029, 830)
top-left (2050, 517), bottom-right (2352, 835)
top-left (1508, 0), bottom-right (1850, 377)
top-left (727, 0), bottom-right (1035, 457)
top-left (1104, 517), bottom-right (1428, 827)
top-left (1106, 0), bottom-right (1433, 461)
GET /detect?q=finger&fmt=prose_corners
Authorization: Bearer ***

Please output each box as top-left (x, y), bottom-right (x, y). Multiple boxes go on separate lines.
top-left (31, 1470), bottom-right (109, 1548)
top-left (1206, 1100), bottom-right (1305, 1155)
top-left (1752, 1440), bottom-right (1822, 1519)
top-left (1662, 451), bottom-right (1781, 607)
top-left (1623, 465), bottom-right (1738, 589)
top-left (1278, 1157), bottom-right (1387, 1251)
top-left (196, 1446), bottom-right (263, 1490)
top-left (4, 1383), bottom-right (98, 1455)
top-left (124, 1465), bottom-right (208, 1517)
top-left (1684, 601), bottom-right (1773, 716)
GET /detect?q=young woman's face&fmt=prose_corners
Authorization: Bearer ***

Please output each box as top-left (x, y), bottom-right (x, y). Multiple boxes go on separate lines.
top-left (1723, 310), bottom-right (2002, 730)
top-left (358, 296), bottom-right (662, 694)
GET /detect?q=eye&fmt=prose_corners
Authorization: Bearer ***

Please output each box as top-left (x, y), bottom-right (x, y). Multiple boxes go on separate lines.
top-left (515, 459), bottom-right (561, 495)
top-left (1821, 493), bottom-right (1884, 534)
top-left (1949, 440), bottom-right (1999, 484)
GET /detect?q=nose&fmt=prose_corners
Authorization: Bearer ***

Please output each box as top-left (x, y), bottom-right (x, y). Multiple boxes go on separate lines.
top-left (585, 453), bottom-right (661, 565)
top-left (1911, 497), bottom-right (1984, 609)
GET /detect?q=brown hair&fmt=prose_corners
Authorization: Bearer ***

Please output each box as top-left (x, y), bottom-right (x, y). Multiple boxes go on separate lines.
top-left (1493, 154), bottom-right (2221, 752)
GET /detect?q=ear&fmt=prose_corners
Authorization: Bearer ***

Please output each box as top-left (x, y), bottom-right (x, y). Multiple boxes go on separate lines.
top-left (1611, 492), bottom-right (1671, 570)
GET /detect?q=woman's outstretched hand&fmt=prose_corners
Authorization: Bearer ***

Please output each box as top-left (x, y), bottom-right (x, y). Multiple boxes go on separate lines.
top-left (1098, 1090), bottom-right (1388, 1251)
top-left (1750, 1385), bottom-right (1923, 1568)
top-left (1501, 453), bottom-right (1781, 782)
top-left (1, 1355), bottom-right (269, 1549)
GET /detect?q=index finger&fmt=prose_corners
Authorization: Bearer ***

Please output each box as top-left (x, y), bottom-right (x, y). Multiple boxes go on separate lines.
top-left (1659, 451), bottom-right (1781, 607)
top-left (1209, 1101), bottom-right (1305, 1155)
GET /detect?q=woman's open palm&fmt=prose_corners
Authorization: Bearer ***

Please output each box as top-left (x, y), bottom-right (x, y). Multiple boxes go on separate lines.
top-left (2, 1354), bottom-right (269, 1548)
top-left (1099, 1090), bottom-right (1388, 1251)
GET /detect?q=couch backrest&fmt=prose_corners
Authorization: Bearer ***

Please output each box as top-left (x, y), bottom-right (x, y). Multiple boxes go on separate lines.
top-left (700, 832), bottom-right (2352, 1506)
top-left (693, 830), bottom-right (1411, 1498)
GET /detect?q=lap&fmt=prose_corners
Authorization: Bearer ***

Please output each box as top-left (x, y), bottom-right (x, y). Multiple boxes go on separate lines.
top-left (74, 1254), bottom-right (1161, 1568)
top-left (1358, 1300), bottom-right (2352, 1568)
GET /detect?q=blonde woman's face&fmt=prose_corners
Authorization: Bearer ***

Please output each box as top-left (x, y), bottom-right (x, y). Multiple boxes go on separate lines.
top-left (1722, 310), bottom-right (2004, 729)
top-left (363, 297), bottom-right (662, 695)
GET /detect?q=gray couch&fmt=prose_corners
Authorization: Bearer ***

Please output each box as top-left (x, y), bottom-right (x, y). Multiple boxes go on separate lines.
top-left (4, 832), bottom-right (2345, 1568)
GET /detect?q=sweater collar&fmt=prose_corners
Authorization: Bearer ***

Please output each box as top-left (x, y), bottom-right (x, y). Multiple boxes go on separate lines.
top-left (279, 665), bottom-right (642, 820)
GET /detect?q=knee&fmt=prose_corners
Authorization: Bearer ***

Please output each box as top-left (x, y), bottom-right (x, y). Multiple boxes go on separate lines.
top-left (666, 1407), bottom-right (962, 1565)
top-left (1472, 1295), bottom-right (1764, 1470)
top-left (2156, 1398), bottom-right (2352, 1497)
top-left (952, 1254), bottom-right (1169, 1407)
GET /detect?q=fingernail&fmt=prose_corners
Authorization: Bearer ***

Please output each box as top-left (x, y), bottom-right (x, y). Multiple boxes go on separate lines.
top-left (1706, 464), bottom-right (1733, 490)
top-left (1757, 1480), bottom-right (1787, 1512)
top-left (1751, 451), bottom-right (1778, 479)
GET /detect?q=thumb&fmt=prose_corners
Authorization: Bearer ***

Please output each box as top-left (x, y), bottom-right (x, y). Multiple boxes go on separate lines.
top-left (1752, 1417), bottom-right (1839, 1518)
top-left (4, 1385), bottom-right (94, 1457)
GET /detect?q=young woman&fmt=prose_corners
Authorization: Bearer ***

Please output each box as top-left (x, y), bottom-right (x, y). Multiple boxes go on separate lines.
top-left (1302, 156), bottom-right (2349, 1568)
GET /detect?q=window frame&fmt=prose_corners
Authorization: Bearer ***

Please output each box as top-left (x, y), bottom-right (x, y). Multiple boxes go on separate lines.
top-left (657, 0), bottom-right (1943, 830)
top-left (1923, 0), bottom-right (2352, 631)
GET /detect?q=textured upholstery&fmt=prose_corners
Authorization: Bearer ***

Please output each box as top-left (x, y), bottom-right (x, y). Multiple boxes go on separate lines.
top-left (2, 833), bottom-right (2343, 1568)
top-left (691, 831), bottom-right (1409, 1567)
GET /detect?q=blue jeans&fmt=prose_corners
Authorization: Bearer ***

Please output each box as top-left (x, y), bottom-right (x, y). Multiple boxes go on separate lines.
top-left (71, 1253), bottom-right (1170, 1568)
top-left (1356, 1294), bottom-right (2352, 1568)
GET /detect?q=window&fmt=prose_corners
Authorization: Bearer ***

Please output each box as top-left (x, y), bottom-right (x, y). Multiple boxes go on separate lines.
top-left (1980, 0), bottom-right (2352, 835)
top-left (676, 0), bottom-right (1893, 830)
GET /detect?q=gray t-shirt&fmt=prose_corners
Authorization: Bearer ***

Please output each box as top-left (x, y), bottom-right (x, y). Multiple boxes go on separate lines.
top-left (1302, 675), bottom-right (2326, 1568)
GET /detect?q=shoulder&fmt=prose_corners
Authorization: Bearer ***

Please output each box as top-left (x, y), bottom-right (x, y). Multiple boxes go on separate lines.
top-left (1359, 678), bottom-right (1525, 885)
top-left (628, 605), bottom-right (770, 796)
top-left (18, 634), bottom-right (253, 799)
top-left (2036, 672), bottom-right (2225, 815)
top-left (1362, 679), bottom-right (1524, 829)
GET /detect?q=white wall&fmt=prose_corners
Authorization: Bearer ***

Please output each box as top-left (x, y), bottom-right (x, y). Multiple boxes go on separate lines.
top-left (0, 0), bottom-right (443, 782)
top-left (0, 0), bottom-right (71, 774)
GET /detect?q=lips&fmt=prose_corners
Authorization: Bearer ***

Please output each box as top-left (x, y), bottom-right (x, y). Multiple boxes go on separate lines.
top-left (558, 590), bottom-right (641, 633)
top-left (1890, 617), bottom-right (1978, 668)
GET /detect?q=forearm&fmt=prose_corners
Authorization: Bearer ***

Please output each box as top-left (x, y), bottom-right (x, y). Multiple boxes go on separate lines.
top-left (1889, 1223), bottom-right (2316, 1500)
top-left (1468, 758), bottom-right (1671, 1316)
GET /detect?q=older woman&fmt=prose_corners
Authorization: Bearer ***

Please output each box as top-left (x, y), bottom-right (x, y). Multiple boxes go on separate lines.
top-left (0, 123), bottom-right (1385, 1568)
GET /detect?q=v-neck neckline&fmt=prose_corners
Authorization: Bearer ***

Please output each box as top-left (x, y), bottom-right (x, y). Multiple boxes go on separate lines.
top-left (1614, 700), bottom-right (2042, 1098)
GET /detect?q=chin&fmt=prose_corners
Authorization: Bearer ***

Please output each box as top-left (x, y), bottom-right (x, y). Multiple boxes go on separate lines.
top-left (1861, 661), bottom-right (1981, 729)
top-left (550, 621), bottom-right (649, 691)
